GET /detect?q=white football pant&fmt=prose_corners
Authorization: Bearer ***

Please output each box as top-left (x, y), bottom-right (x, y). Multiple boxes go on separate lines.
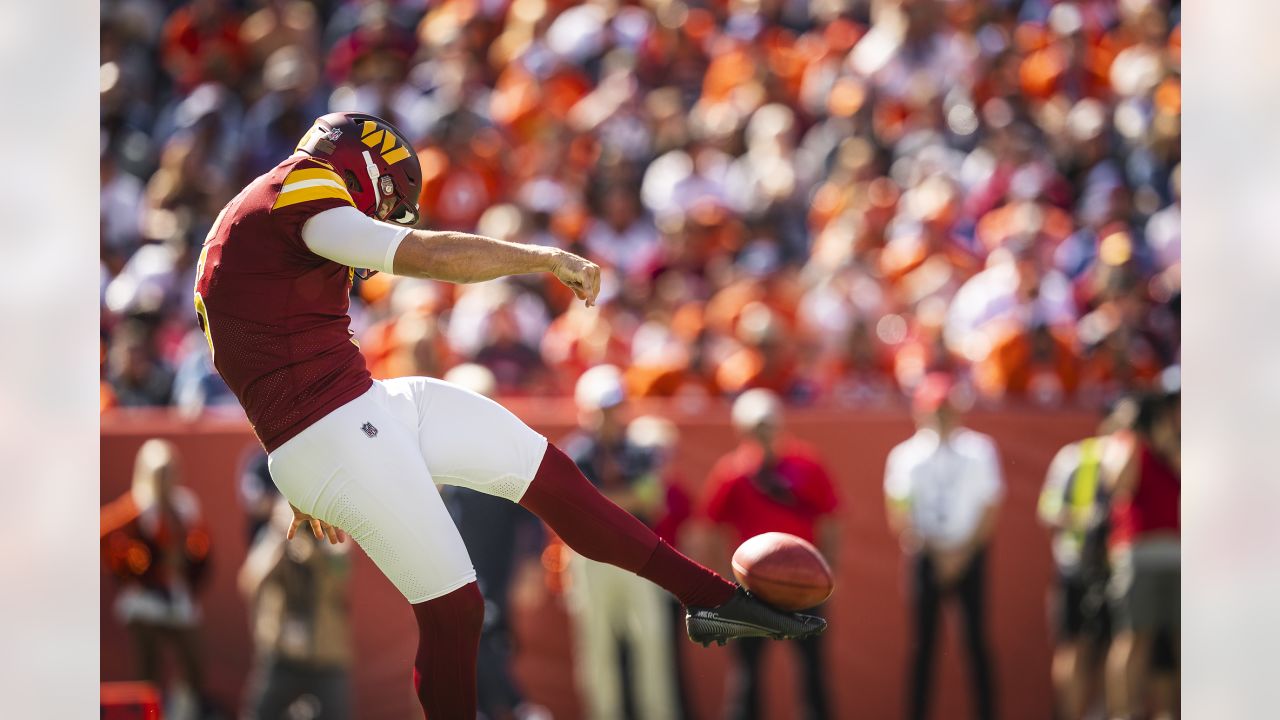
top-left (268, 377), bottom-right (548, 603)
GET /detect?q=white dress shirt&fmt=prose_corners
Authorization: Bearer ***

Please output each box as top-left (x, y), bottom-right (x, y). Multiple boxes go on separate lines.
top-left (885, 427), bottom-right (1004, 551)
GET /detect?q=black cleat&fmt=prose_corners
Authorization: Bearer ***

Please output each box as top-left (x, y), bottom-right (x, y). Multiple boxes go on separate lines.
top-left (686, 586), bottom-right (826, 646)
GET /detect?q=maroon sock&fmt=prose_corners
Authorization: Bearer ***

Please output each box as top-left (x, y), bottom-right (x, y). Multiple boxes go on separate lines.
top-left (638, 538), bottom-right (736, 608)
top-left (520, 443), bottom-right (735, 608)
top-left (411, 582), bottom-right (484, 719)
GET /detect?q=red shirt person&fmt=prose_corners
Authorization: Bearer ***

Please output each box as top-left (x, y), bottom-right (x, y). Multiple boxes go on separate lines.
top-left (1102, 380), bottom-right (1180, 720)
top-left (704, 390), bottom-right (841, 548)
top-left (703, 388), bottom-right (839, 720)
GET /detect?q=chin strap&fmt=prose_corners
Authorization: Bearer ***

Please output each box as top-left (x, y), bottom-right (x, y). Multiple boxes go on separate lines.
top-left (362, 150), bottom-right (382, 207)
top-left (356, 150), bottom-right (388, 281)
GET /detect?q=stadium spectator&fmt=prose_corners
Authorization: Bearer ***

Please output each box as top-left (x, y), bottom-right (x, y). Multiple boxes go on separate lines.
top-left (474, 300), bottom-right (556, 395)
top-left (884, 373), bottom-right (1001, 720)
top-left (563, 365), bottom-right (680, 720)
top-left (238, 0), bottom-right (321, 74)
top-left (1104, 374), bottom-right (1181, 720)
top-left (101, 141), bottom-right (145, 258)
top-left (945, 244), bottom-right (1077, 381)
top-left (99, 0), bottom-right (1182, 418)
top-left (584, 183), bottom-right (662, 280)
top-left (974, 321), bottom-right (1081, 405)
top-left (159, 0), bottom-right (246, 93)
top-left (105, 322), bottom-right (175, 407)
top-left (238, 44), bottom-right (329, 179)
top-left (359, 277), bottom-right (454, 380)
top-left (100, 439), bottom-right (211, 720)
top-left (1038, 397), bottom-right (1140, 719)
top-left (628, 413), bottom-right (697, 718)
top-left (172, 327), bottom-right (238, 415)
top-left (239, 496), bottom-right (354, 720)
top-left (704, 388), bottom-right (839, 720)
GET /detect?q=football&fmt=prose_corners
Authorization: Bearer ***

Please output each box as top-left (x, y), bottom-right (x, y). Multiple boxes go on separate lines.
top-left (731, 532), bottom-right (834, 611)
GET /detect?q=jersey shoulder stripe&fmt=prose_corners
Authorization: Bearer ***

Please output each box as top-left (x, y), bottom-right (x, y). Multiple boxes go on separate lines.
top-left (272, 184), bottom-right (354, 209)
top-left (272, 162), bottom-right (355, 210)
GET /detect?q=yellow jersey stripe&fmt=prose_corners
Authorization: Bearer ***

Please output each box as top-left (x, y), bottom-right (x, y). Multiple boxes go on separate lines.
top-left (283, 167), bottom-right (345, 186)
top-left (273, 184), bottom-right (355, 209)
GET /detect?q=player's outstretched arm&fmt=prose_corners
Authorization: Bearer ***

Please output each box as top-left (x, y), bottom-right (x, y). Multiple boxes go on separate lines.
top-left (299, 206), bottom-right (601, 306)
top-left (394, 229), bottom-right (602, 306)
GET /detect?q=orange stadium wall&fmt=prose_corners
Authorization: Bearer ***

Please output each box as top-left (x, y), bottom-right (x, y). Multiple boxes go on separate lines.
top-left (101, 401), bottom-right (1098, 720)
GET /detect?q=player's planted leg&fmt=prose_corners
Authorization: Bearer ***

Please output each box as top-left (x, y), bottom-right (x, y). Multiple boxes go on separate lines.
top-left (412, 582), bottom-right (485, 718)
top-left (518, 444), bottom-right (825, 644)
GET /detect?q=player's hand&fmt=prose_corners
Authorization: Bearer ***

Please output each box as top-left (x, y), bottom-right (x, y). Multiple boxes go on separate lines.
top-left (287, 503), bottom-right (346, 545)
top-left (550, 250), bottom-right (601, 307)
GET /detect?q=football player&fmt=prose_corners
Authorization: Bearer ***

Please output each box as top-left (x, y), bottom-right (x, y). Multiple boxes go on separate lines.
top-left (193, 112), bottom-right (825, 717)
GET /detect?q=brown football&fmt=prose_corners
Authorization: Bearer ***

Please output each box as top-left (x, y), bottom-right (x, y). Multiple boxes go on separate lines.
top-left (731, 532), bottom-right (834, 611)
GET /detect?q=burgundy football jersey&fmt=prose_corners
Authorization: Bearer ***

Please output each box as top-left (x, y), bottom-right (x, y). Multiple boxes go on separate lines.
top-left (194, 154), bottom-right (373, 451)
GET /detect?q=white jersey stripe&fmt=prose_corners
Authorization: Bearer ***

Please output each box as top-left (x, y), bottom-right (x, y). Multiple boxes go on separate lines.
top-left (281, 178), bottom-right (349, 194)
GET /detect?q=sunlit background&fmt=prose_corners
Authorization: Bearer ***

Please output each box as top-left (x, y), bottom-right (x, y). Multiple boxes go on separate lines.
top-left (93, 0), bottom-right (1191, 718)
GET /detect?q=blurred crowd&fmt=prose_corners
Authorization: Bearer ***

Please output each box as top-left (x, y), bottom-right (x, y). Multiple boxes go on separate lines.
top-left (101, 0), bottom-right (1182, 415)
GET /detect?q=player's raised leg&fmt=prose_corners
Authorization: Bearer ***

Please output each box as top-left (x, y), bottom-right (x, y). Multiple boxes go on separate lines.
top-left (267, 382), bottom-right (486, 718)
top-left (390, 376), bottom-right (827, 644)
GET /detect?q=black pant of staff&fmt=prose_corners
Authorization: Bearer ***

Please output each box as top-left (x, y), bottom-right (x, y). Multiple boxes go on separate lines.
top-left (727, 608), bottom-right (830, 720)
top-left (908, 548), bottom-right (996, 720)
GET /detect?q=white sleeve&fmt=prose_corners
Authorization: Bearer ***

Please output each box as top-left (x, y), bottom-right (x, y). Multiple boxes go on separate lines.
top-left (974, 434), bottom-right (1005, 505)
top-left (301, 205), bottom-right (411, 273)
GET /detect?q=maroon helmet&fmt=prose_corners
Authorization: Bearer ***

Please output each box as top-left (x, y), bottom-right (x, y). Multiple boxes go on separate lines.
top-left (295, 111), bottom-right (422, 226)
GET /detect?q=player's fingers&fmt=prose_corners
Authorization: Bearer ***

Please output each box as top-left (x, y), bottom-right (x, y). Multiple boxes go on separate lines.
top-left (587, 266), bottom-right (601, 305)
top-left (287, 518), bottom-right (300, 541)
top-left (568, 271), bottom-right (590, 305)
top-left (310, 517), bottom-right (324, 541)
top-left (336, 527), bottom-right (347, 544)
top-left (325, 523), bottom-right (340, 545)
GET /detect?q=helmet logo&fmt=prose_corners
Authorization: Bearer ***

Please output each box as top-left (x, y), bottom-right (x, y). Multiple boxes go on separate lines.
top-left (299, 124), bottom-right (345, 155)
top-left (360, 120), bottom-right (413, 166)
